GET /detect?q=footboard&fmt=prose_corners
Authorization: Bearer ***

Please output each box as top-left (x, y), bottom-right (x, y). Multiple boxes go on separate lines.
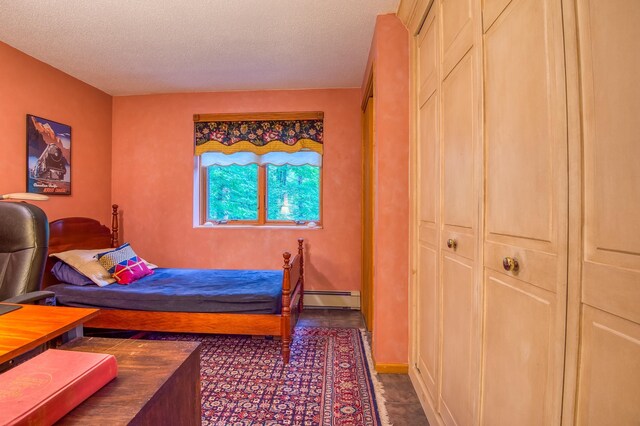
top-left (280, 238), bottom-right (304, 364)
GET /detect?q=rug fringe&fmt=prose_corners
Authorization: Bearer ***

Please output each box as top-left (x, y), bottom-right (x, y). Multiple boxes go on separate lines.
top-left (360, 329), bottom-right (393, 426)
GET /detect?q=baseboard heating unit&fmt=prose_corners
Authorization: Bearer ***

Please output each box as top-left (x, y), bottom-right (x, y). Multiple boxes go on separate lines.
top-left (303, 290), bottom-right (361, 310)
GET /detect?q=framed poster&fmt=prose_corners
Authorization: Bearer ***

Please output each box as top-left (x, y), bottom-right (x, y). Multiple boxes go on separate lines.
top-left (26, 114), bottom-right (71, 195)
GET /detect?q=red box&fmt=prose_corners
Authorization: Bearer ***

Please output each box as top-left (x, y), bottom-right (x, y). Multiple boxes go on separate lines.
top-left (0, 349), bottom-right (117, 425)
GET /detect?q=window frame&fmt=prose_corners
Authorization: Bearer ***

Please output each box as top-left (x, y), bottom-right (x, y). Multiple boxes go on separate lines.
top-left (199, 160), bottom-right (323, 227)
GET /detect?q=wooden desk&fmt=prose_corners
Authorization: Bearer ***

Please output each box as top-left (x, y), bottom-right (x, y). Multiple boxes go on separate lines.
top-left (58, 337), bottom-right (201, 425)
top-left (0, 303), bottom-right (98, 364)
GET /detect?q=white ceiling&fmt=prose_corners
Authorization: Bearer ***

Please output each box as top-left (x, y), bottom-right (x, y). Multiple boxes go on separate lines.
top-left (0, 0), bottom-right (399, 96)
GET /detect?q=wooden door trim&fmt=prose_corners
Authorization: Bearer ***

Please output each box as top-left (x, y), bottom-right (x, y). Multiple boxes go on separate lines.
top-left (560, 1), bottom-right (583, 422)
top-left (361, 65), bottom-right (375, 112)
top-left (361, 74), bottom-right (375, 333)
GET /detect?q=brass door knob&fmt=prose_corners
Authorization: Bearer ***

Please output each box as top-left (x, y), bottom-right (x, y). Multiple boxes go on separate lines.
top-left (446, 239), bottom-right (457, 249)
top-left (502, 257), bottom-right (519, 272)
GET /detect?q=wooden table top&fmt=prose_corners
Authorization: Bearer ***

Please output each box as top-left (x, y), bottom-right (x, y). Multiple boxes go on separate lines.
top-left (0, 303), bottom-right (98, 364)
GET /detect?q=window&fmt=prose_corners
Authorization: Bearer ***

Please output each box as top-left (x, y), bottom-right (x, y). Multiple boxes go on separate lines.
top-left (203, 158), bottom-right (321, 224)
top-left (266, 164), bottom-right (320, 222)
top-left (207, 164), bottom-right (259, 222)
top-left (194, 113), bottom-right (323, 227)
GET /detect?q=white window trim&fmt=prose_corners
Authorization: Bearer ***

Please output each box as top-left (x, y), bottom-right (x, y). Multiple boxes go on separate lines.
top-left (193, 153), bottom-right (322, 228)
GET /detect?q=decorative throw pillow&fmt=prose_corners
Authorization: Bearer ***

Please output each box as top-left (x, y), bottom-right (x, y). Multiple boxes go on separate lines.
top-left (97, 243), bottom-right (153, 285)
top-left (51, 261), bottom-right (94, 286)
top-left (50, 249), bottom-right (158, 287)
top-left (50, 249), bottom-right (117, 287)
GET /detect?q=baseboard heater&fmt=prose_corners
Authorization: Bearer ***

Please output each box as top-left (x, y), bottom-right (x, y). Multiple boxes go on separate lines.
top-left (303, 290), bottom-right (361, 310)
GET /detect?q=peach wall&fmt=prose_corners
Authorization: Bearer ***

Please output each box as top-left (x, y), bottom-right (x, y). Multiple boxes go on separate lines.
top-left (111, 89), bottom-right (362, 292)
top-left (362, 15), bottom-right (410, 365)
top-left (0, 41), bottom-right (113, 224)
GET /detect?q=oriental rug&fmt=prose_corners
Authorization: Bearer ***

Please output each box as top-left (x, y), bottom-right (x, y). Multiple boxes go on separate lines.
top-left (144, 327), bottom-right (390, 426)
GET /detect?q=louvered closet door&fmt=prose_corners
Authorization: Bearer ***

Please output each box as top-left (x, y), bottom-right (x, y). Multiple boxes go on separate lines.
top-left (415, 6), bottom-right (440, 404)
top-left (481, 0), bottom-right (568, 424)
top-left (574, 0), bottom-right (640, 423)
top-left (438, 0), bottom-right (480, 424)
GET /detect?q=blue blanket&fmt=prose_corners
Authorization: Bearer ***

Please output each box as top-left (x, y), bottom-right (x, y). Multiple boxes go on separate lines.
top-left (48, 268), bottom-right (283, 314)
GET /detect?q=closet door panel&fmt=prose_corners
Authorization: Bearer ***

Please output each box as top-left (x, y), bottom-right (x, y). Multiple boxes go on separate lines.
top-left (419, 95), bottom-right (438, 225)
top-left (441, 232), bottom-right (474, 261)
top-left (482, 0), bottom-right (512, 32)
top-left (576, 306), bottom-right (640, 424)
top-left (419, 12), bottom-right (439, 103)
top-left (481, 270), bottom-right (556, 425)
top-left (579, 0), bottom-right (640, 315)
top-left (442, 51), bottom-right (475, 232)
top-left (485, 0), bottom-right (563, 248)
top-left (440, 254), bottom-right (474, 426)
top-left (582, 262), bottom-right (640, 326)
top-left (484, 242), bottom-right (557, 293)
top-left (581, 0), bottom-right (640, 266)
top-left (417, 243), bottom-right (438, 400)
top-left (441, 0), bottom-right (473, 76)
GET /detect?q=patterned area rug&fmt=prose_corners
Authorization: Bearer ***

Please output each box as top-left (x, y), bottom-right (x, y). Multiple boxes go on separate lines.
top-left (144, 327), bottom-right (390, 426)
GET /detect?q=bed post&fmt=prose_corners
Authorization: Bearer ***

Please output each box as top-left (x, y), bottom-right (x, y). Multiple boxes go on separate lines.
top-left (298, 238), bottom-right (304, 310)
top-left (281, 252), bottom-right (292, 365)
top-left (111, 204), bottom-right (119, 247)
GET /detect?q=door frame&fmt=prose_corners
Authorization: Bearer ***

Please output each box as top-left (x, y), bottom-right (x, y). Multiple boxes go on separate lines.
top-left (361, 66), bottom-right (376, 332)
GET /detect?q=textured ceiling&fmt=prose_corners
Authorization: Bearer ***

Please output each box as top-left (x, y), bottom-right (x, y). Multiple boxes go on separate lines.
top-left (0, 0), bottom-right (399, 95)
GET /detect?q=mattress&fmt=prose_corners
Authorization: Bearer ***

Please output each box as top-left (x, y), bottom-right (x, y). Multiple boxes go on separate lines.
top-left (48, 268), bottom-right (283, 314)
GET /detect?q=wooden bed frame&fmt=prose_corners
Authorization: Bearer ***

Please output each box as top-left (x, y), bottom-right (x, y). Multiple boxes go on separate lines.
top-left (42, 205), bottom-right (305, 364)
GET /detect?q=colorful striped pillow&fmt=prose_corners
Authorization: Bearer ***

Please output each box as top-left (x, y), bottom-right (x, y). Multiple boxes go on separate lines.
top-left (97, 243), bottom-right (153, 285)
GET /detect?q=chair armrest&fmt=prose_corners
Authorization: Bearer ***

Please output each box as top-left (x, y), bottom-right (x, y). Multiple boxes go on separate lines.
top-left (4, 291), bottom-right (55, 304)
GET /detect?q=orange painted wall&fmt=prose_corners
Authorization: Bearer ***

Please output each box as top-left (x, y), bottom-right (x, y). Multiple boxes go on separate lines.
top-left (362, 15), bottom-right (410, 365)
top-left (111, 89), bottom-right (362, 292)
top-left (0, 41), bottom-right (113, 224)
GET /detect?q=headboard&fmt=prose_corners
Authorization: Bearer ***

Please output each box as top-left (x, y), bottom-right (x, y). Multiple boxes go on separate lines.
top-left (42, 205), bottom-right (120, 288)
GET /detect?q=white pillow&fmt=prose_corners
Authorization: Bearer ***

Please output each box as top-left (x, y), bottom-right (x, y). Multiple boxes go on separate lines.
top-left (50, 249), bottom-right (115, 287)
top-left (50, 249), bottom-right (158, 287)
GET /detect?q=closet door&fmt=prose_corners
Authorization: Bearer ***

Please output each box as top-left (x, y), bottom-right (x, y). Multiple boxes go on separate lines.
top-left (574, 0), bottom-right (640, 423)
top-left (415, 7), bottom-right (440, 403)
top-left (481, 0), bottom-right (568, 424)
top-left (438, 0), bottom-right (481, 424)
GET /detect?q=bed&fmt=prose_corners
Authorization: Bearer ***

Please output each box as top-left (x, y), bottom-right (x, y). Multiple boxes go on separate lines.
top-left (42, 205), bottom-right (305, 364)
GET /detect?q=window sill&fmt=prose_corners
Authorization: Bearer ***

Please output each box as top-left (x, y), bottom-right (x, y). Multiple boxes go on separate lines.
top-left (194, 224), bottom-right (323, 230)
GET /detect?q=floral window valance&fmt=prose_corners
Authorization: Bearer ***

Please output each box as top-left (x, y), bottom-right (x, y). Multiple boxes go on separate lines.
top-left (194, 112), bottom-right (324, 156)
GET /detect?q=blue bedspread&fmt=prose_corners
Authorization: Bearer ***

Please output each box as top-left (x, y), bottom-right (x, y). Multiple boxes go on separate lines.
top-left (48, 268), bottom-right (283, 314)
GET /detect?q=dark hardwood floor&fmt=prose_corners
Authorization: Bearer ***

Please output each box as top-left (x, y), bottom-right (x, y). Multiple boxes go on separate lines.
top-left (299, 309), bottom-right (429, 426)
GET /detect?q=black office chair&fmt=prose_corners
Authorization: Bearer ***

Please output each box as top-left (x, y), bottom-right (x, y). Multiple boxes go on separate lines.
top-left (0, 202), bottom-right (54, 303)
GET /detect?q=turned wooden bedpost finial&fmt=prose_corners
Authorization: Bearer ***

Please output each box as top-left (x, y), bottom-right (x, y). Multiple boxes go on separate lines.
top-left (282, 252), bottom-right (291, 298)
top-left (297, 238), bottom-right (304, 309)
top-left (282, 251), bottom-right (292, 364)
top-left (111, 204), bottom-right (119, 247)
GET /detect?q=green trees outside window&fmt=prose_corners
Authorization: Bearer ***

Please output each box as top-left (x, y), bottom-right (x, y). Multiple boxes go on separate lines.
top-left (206, 163), bottom-right (320, 224)
top-left (207, 164), bottom-right (258, 221)
top-left (267, 164), bottom-right (320, 221)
